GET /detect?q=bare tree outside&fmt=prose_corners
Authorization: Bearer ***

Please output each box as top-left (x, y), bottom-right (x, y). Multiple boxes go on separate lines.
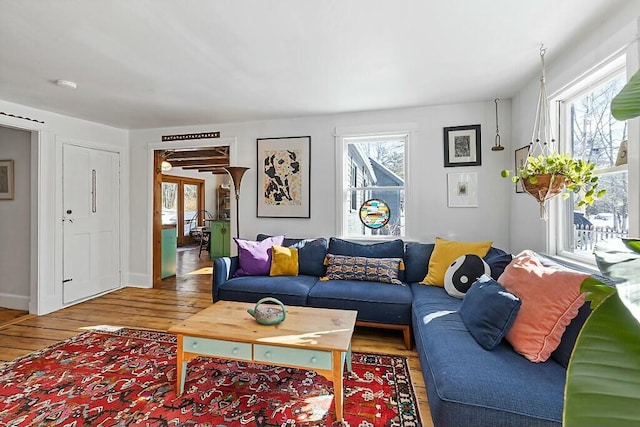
top-left (569, 73), bottom-right (628, 232)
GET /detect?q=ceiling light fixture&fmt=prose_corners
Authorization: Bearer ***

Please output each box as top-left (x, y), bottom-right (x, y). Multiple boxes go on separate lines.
top-left (55, 79), bottom-right (78, 89)
top-left (161, 160), bottom-right (172, 172)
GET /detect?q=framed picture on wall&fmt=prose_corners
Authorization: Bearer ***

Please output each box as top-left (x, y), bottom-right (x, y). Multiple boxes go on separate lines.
top-left (0, 159), bottom-right (14, 200)
top-left (443, 124), bottom-right (481, 167)
top-left (514, 144), bottom-right (531, 193)
top-left (447, 172), bottom-right (478, 207)
top-left (257, 136), bottom-right (311, 218)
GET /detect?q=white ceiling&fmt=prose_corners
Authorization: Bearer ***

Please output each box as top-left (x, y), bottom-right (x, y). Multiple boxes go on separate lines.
top-left (0, 0), bottom-right (628, 130)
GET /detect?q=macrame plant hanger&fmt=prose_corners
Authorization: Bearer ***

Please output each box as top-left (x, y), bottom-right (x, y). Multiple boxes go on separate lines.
top-left (522, 45), bottom-right (567, 219)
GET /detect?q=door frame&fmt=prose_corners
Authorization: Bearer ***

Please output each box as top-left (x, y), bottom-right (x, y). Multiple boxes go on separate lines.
top-left (148, 137), bottom-right (237, 287)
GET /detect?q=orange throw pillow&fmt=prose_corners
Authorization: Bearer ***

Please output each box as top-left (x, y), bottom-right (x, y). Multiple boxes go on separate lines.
top-left (498, 250), bottom-right (589, 362)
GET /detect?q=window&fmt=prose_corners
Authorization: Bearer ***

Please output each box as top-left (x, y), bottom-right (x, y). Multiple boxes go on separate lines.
top-left (340, 134), bottom-right (406, 238)
top-left (553, 57), bottom-right (628, 261)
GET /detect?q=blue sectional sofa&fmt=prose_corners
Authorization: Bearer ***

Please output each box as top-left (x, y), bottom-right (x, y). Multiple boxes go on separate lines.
top-left (212, 236), bottom-right (597, 427)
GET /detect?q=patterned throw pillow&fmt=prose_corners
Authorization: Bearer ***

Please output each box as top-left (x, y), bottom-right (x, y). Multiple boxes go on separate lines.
top-left (321, 254), bottom-right (404, 285)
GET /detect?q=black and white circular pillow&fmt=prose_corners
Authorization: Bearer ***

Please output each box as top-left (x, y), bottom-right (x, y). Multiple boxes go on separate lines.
top-left (444, 254), bottom-right (491, 299)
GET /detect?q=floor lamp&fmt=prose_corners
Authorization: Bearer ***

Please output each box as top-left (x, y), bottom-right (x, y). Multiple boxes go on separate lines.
top-left (223, 166), bottom-right (249, 239)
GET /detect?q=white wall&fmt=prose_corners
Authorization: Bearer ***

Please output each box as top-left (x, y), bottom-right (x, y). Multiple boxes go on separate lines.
top-left (509, 6), bottom-right (640, 254)
top-left (0, 126), bottom-right (31, 309)
top-left (129, 100), bottom-right (512, 286)
top-left (0, 99), bottom-right (128, 314)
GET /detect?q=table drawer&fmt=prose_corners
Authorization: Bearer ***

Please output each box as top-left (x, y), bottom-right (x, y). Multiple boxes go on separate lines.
top-left (183, 336), bottom-right (252, 361)
top-left (254, 344), bottom-right (332, 370)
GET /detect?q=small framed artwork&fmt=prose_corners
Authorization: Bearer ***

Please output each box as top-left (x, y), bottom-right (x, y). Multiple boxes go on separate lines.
top-left (257, 136), bottom-right (311, 218)
top-left (0, 159), bottom-right (14, 200)
top-left (514, 145), bottom-right (531, 193)
top-left (443, 124), bottom-right (481, 167)
top-left (447, 172), bottom-right (478, 207)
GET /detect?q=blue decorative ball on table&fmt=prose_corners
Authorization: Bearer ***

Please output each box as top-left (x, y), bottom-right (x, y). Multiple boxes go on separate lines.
top-left (444, 254), bottom-right (491, 299)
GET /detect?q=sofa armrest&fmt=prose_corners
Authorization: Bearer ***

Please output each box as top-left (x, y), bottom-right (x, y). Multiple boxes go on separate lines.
top-left (212, 256), bottom-right (238, 302)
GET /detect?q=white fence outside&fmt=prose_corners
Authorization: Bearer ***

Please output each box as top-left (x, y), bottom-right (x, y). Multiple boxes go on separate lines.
top-left (574, 224), bottom-right (628, 252)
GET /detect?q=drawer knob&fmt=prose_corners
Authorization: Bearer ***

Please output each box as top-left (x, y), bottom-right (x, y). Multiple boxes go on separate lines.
top-left (232, 347), bottom-right (239, 355)
top-left (192, 342), bottom-right (198, 349)
top-left (264, 350), bottom-right (272, 358)
top-left (310, 356), bottom-right (317, 364)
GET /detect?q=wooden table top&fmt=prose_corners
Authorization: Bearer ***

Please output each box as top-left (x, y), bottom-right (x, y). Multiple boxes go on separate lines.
top-left (169, 301), bottom-right (357, 352)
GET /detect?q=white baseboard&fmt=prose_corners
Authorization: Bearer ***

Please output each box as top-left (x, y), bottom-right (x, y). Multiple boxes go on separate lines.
top-left (0, 293), bottom-right (30, 311)
top-left (127, 273), bottom-right (152, 288)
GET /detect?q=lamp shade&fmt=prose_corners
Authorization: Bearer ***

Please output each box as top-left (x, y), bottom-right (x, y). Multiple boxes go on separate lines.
top-left (223, 166), bottom-right (249, 239)
top-left (224, 167), bottom-right (249, 194)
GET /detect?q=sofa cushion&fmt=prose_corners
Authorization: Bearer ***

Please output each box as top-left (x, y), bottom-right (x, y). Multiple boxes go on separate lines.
top-left (217, 275), bottom-right (317, 306)
top-left (404, 242), bottom-right (435, 284)
top-left (328, 237), bottom-right (405, 258)
top-left (411, 284), bottom-right (565, 427)
top-left (459, 275), bottom-right (521, 350)
top-left (234, 235), bottom-right (285, 276)
top-left (257, 234), bottom-right (327, 277)
top-left (499, 250), bottom-right (589, 363)
top-left (421, 237), bottom-right (492, 286)
top-left (321, 254), bottom-right (403, 285)
top-left (269, 245), bottom-right (299, 276)
top-left (308, 279), bottom-right (413, 325)
top-left (483, 247), bottom-right (513, 279)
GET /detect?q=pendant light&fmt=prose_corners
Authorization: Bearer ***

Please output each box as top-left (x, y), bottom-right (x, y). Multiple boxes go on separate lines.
top-left (491, 98), bottom-right (505, 151)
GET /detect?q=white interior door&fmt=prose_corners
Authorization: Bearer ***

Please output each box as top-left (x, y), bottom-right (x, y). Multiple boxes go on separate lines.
top-left (63, 144), bottom-right (120, 304)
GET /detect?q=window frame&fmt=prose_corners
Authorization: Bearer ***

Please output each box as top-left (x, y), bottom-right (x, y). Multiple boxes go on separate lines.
top-left (551, 55), bottom-right (628, 263)
top-left (335, 126), bottom-right (412, 240)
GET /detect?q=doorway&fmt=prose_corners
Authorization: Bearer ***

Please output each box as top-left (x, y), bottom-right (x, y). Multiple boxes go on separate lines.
top-left (151, 143), bottom-right (234, 287)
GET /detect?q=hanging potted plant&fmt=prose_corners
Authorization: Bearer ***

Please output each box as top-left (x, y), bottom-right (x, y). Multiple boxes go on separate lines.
top-left (501, 152), bottom-right (605, 208)
top-left (500, 46), bottom-right (605, 218)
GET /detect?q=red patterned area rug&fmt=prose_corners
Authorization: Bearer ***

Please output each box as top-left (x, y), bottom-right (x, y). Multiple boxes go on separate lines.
top-left (0, 328), bottom-right (422, 427)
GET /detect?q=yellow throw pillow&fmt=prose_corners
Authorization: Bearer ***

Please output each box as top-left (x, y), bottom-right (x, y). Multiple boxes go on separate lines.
top-left (421, 237), bottom-right (492, 286)
top-left (269, 245), bottom-right (299, 276)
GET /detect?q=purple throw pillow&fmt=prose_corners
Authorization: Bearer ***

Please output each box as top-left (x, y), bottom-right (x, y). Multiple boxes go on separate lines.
top-left (234, 235), bottom-right (285, 276)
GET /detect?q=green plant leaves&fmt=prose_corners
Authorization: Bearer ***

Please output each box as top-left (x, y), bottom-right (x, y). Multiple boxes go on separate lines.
top-left (564, 291), bottom-right (640, 426)
top-left (611, 68), bottom-right (640, 120)
top-left (565, 238), bottom-right (640, 426)
top-left (581, 277), bottom-right (616, 309)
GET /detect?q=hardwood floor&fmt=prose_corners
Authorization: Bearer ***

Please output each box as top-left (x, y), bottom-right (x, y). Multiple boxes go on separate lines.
top-left (0, 308), bottom-right (31, 328)
top-left (0, 247), bottom-right (433, 426)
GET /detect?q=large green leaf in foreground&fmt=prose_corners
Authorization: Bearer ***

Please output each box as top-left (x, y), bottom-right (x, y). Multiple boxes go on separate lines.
top-left (611, 68), bottom-right (640, 120)
top-left (564, 291), bottom-right (640, 426)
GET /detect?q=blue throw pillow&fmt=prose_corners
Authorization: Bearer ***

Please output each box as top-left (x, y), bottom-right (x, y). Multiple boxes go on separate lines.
top-left (483, 247), bottom-right (513, 280)
top-left (459, 275), bottom-right (521, 350)
top-left (404, 242), bottom-right (435, 284)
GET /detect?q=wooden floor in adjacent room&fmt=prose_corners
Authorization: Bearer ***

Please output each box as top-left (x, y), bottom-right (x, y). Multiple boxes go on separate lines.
top-left (0, 246), bottom-right (432, 426)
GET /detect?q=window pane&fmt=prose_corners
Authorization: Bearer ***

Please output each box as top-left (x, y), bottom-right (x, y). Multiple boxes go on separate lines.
top-left (184, 184), bottom-right (198, 236)
top-left (347, 138), bottom-right (405, 186)
top-left (569, 74), bottom-right (627, 169)
top-left (561, 70), bottom-right (629, 258)
top-left (161, 182), bottom-right (177, 225)
top-left (345, 190), bottom-right (404, 237)
top-left (343, 135), bottom-right (406, 237)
